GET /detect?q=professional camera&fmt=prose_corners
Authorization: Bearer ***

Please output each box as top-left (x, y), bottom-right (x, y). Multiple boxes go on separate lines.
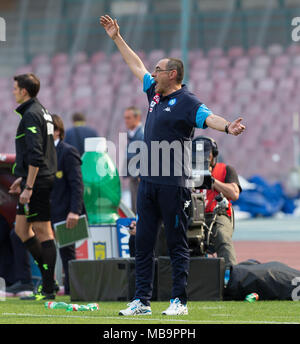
top-left (187, 135), bottom-right (225, 256)
top-left (187, 191), bottom-right (229, 256)
top-left (189, 135), bottom-right (218, 190)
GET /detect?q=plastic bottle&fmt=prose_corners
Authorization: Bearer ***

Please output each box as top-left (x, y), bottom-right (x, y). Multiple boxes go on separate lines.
top-left (244, 293), bottom-right (259, 302)
top-left (66, 304), bottom-right (79, 311)
top-left (45, 301), bottom-right (69, 309)
top-left (44, 301), bottom-right (56, 309)
top-left (77, 305), bottom-right (91, 311)
top-left (66, 304), bottom-right (92, 312)
top-left (81, 137), bottom-right (121, 224)
top-left (87, 303), bottom-right (99, 311)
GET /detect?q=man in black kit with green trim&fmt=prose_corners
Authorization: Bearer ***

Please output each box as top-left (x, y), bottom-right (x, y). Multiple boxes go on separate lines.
top-left (9, 73), bottom-right (58, 300)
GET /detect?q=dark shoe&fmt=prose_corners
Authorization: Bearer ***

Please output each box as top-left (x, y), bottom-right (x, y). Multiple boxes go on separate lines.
top-left (20, 289), bottom-right (55, 301)
top-left (6, 281), bottom-right (34, 294)
top-left (53, 280), bottom-right (60, 294)
top-left (34, 280), bottom-right (60, 294)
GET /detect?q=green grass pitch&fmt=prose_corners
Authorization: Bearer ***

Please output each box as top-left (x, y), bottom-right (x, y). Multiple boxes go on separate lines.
top-left (0, 296), bottom-right (300, 324)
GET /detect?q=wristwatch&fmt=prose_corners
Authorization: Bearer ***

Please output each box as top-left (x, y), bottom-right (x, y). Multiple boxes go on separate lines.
top-left (25, 184), bottom-right (33, 191)
top-left (225, 122), bottom-right (231, 134)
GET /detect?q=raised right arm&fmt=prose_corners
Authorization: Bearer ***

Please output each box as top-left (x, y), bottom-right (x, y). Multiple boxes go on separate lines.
top-left (100, 15), bottom-right (149, 82)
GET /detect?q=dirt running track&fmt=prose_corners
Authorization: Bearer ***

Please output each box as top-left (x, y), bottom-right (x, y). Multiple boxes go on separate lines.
top-left (234, 241), bottom-right (300, 271)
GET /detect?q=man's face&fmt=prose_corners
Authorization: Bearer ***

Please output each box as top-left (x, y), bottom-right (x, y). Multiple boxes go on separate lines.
top-left (151, 58), bottom-right (173, 95)
top-left (209, 152), bottom-right (214, 171)
top-left (53, 129), bottom-right (60, 141)
top-left (13, 81), bottom-right (27, 104)
top-left (124, 109), bottom-right (139, 130)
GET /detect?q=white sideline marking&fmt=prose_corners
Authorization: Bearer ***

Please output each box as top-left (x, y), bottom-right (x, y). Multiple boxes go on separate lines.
top-left (199, 306), bottom-right (224, 309)
top-left (2, 312), bottom-right (300, 324)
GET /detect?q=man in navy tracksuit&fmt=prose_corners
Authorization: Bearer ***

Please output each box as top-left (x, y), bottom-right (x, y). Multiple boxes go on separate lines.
top-left (64, 112), bottom-right (98, 156)
top-left (100, 15), bottom-right (245, 316)
top-left (50, 115), bottom-right (85, 294)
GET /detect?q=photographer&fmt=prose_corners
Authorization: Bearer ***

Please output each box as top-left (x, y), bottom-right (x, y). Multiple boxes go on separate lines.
top-left (197, 136), bottom-right (242, 269)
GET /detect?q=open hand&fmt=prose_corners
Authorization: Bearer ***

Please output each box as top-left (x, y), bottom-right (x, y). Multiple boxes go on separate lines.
top-left (228, 118), bottom-right (245, 136)
top-left (100, 15), bottom-right (119, 40)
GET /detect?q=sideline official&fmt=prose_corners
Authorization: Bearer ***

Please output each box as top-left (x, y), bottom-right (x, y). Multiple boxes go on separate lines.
top-left (9, 73), bottom-right (57, 301)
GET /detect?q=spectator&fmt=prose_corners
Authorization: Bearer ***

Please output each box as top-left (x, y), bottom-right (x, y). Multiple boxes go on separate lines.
top-left (64, 112), bottom-right (98, 156)
top-left (51, 114), bottom-right (85, 295)
top-left (123, 106), bottom-right (144, 214)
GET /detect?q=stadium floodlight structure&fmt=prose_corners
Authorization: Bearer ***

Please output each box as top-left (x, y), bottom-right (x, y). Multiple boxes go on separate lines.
top-left (255, 0), bottom-right (275, 47)
top-left (180, 0), bottom-right (190, 84)
top-left (0, 17), bottom-right (6, 42)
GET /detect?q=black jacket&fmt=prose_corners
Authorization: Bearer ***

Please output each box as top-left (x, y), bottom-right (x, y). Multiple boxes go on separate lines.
top-left (14, 98), bottom-right (57, 179)
top-left (50, 140), bottom-right (85, 224)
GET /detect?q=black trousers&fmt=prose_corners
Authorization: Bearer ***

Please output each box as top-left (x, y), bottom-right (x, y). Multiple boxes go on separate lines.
top-left (59, 244), bottom-right (76, 294)
top-left (135, 180), bottom-right (191, 305)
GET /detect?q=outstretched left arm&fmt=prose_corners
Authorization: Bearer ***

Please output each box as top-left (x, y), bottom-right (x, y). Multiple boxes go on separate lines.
top-left (205, 115), bottom-right (245, 136)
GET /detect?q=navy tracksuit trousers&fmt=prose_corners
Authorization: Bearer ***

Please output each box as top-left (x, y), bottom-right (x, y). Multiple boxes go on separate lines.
top-left (135, 180), bottom-right (191, 305)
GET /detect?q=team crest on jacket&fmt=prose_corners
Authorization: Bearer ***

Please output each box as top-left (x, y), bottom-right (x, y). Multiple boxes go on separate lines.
top-left (56, 170), bottom-right (63, 179)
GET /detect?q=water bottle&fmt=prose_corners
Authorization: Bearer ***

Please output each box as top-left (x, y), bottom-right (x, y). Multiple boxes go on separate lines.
top-left (81, 137), bottom-right (121, 224)
top-left (66, 304), bottom-right (79, 311)
top-left (45, 301), bottom-right (57, 309)
top-left (244, 293), bottom-right (259, 302)
top-left (77, 305), bottom-right (91, 311)
top-left (87, 303), bottom-right (99, 311)
top-left (54, 302), bottom-right (69, 309)
top-left (45, 301), bottom-right (69, 309)
top-left (66, 304), bottom-right (92, 312)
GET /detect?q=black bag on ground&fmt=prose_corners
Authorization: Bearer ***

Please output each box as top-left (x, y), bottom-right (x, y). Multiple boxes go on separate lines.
top-left (224, 260), bottom-right (300, 300)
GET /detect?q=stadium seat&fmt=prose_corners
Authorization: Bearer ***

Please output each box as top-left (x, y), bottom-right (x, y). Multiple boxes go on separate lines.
top-left (250, 67), bottom-right (267, 80)
top-left (32, 54), bottom-right (50, 68)
top-left (248, 46), bottom-right (264, 57)
top-left (267, 44), bottom-right (284, 56)
top-left (71, 51), bottom-right (88, 65)
top-left (286, 44), bottom-right (300, 56)
top-left (52, 53), bottom-right (68, 66)
top-left (90, 51), bottom-right (106, 62)
top-left (234, 56), bottom-right (250, 69)
top-left (207, 47), bottom-right (223, 58)
top-left (231, 68), bottom-right (247, 81)
top-left (227, 46), bottom-right (244, 59)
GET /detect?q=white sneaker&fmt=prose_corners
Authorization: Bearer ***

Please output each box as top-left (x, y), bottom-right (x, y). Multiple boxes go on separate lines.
top-left (119, 299), bottom-right (152, 316)
top-left (162, 298), bottom-right (188, 315)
